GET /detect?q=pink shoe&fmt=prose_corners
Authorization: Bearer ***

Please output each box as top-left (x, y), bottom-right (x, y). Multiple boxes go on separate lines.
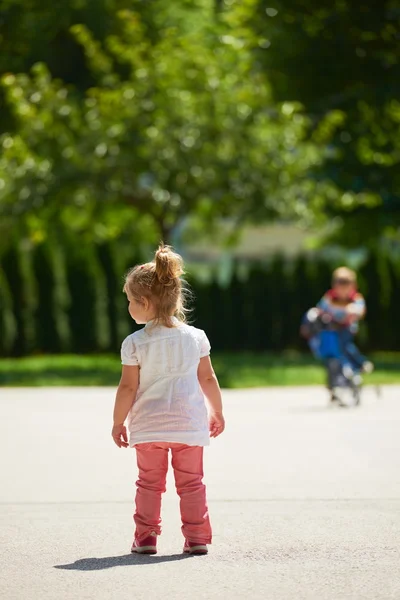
top-left (183, 540), bottom-right (208, 555)
top-left (131, 533), bottom-right (157, 555)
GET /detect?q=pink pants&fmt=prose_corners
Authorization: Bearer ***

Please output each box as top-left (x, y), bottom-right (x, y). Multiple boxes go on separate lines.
top-left (134, 442), bottom-right (212, 544)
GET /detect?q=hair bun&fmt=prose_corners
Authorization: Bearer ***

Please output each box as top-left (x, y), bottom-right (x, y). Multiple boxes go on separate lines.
top-left (154, 244), bottom-right (184, 284)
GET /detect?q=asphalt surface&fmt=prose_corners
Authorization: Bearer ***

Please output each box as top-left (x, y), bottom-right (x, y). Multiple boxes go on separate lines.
top-left (1, 385), bottom-right (400, 600)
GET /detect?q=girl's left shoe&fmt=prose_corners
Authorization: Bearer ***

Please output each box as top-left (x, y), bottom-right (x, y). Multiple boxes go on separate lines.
top-left (131, 533), bottom-right (157, 554)
top-left (183, 540), bottom-right (208, 555)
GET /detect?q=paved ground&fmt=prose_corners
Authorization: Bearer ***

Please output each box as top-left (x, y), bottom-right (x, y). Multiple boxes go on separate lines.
top-left (1, 385), bottom-right (400, 600)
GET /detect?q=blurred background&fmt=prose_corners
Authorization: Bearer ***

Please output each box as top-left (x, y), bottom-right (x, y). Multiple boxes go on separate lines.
top-left (0, 0), bottom-right (399, 387)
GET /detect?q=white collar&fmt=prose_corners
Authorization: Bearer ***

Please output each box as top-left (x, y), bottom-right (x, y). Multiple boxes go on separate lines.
top-left (144, 316), bottom-right (179, 329)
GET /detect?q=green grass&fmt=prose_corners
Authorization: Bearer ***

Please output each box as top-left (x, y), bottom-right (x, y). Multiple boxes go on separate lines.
top-left (0, 352), bottom-right (399, 388)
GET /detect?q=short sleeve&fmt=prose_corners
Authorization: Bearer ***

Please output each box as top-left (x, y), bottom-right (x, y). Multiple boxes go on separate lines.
top-left (199, 331), bottom-right (211, 358)
top-left (121, 336), bottom-right (139, 366)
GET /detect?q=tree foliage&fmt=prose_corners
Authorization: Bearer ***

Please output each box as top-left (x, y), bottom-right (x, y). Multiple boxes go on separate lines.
top-left (251, 0), bottom-right (400, 242)
top-left (0, 1), bottom-right (344, 248)
top-left (0, 0), bottom-right (398, 251)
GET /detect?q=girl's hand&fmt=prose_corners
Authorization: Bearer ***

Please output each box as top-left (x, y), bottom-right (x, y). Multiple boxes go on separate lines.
top-left (209, 412), bottom-right (225, 438)
top-left (112, 424), bottom-right (129, 448)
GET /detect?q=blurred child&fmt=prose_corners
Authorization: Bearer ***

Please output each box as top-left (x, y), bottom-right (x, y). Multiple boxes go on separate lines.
top-left (316, 266), bottom-right (373, 373)
top-left (111, 244), bottom-right (225, 556)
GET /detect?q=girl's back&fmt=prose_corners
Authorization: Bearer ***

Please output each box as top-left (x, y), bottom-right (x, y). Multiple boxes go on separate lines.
top-left (121, 319), bottom-right (211, 446)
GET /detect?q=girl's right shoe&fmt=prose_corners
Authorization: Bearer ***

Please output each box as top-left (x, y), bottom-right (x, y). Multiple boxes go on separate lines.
top-left (183, 540), bottom-right (208, 555)
top-left (131, 533), bottom-right (157, 554)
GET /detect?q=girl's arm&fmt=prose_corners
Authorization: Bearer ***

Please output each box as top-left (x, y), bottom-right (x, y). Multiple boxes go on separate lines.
top-left (112, 365), bottom-right (139, 448)
top-left (198, 356), bottom-right (225, 438)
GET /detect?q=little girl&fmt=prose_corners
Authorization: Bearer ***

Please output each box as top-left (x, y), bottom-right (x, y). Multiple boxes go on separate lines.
top-left (111, 244), bottom-right (225, 556)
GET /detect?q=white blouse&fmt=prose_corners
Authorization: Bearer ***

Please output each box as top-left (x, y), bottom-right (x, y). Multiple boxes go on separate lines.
top-left (121, 318), bottom-right (211, 447)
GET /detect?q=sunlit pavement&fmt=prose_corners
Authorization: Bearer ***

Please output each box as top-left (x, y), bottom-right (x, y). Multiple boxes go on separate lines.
top-left (1, 385), bottom-right (400, 600)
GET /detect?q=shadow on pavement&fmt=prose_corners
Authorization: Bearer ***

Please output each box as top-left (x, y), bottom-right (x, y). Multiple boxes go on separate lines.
top-left (54, 553), bottom-right (191, 571)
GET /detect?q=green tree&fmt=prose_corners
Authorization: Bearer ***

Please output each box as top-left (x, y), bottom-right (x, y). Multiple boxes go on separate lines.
top-left (0, 3), bottom-right (330, 249)
top-left (0, 266), bottom-right (17, 355)
top-left (32, 241), bottom-right (70, 352)
top-left (251, 0), bottom-right (400, 244)
top-left (1, 242), bottom-right (37, 355)
top-left (0, 0), bottom-right (132, 87)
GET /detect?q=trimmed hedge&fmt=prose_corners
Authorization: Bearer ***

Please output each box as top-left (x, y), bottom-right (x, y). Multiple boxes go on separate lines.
top-left (0, 240), bottom-right (398, 356)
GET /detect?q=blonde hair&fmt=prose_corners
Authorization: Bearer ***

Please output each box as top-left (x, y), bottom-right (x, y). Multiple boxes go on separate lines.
top-left (332, 266), bottom-right (357, 284)
top-left (124, 244), bottom-right (189, 327)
